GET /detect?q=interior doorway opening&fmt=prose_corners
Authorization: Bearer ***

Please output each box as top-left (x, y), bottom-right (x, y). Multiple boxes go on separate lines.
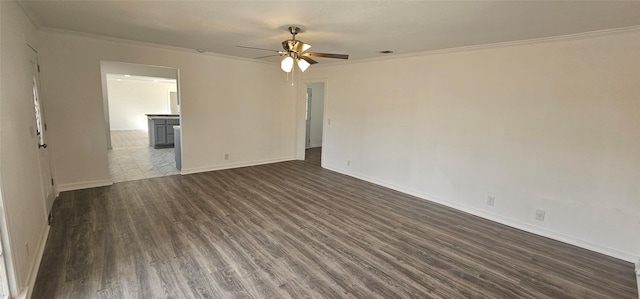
top-left (100, 62), bottom-right (182, 182)
top-left (304, 82), bottom-right (325, 166)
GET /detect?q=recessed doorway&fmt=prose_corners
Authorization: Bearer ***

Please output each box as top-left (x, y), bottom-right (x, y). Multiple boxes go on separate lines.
top-left (304, 82), bottom-right (325, 166)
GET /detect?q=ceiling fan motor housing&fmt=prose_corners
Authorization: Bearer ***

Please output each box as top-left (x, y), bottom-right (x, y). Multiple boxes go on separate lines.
top-left (283, 40), bottom-right (304, 52)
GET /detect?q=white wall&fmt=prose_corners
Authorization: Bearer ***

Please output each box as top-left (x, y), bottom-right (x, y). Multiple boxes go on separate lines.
top-left (107, 79), bottom-right (176, 131)
top-left (169, 91), bottom-right (179, 114)
top-left (306, 29), bottom-right (640, 261)
top-left (38, 30), bottom-right (297, 191)
top-left (0, 1), bottom-right (49, 297)
top-left (307, 82), bottom-right (325, 148)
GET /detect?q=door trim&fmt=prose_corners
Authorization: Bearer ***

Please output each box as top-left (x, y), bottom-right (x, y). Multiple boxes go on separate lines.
top-left (296, 79), bottom-right (328, 162)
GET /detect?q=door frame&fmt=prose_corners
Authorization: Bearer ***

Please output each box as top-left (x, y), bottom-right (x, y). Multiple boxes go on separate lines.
top-left (99, 62), bottom-right (182, 183)
top-left (296, 79), bottom-right (328, 163)
top-left (100, 61), bottom-right (180, 150)
top-left (28, 45), bottom-right (56, 217)
top-left (305, 88), bottom-right (312, 149)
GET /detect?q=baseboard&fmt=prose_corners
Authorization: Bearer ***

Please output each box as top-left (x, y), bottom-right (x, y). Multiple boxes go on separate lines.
top-left (324, 164), bottom-right (638, 263)
top-left (636, 259), bottom-right (640, 299)
top-left (181, 157), bottom-right (296, 175)
top-left (56, 179), bottom-right (113, 192)
top-left (15, 225), bottom-right (50, 299)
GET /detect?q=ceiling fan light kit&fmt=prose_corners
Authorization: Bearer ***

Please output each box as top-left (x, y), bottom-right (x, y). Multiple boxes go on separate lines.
top-left (297, 59), bottom-right (311, 72)
top-left (280, 56), bottom-right (294, 72)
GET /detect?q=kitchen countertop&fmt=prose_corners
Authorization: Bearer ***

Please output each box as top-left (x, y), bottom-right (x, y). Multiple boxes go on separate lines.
top-left (146, 114), bottom-right (180, 119)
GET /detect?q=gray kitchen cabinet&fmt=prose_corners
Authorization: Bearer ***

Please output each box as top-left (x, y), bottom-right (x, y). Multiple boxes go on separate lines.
top-left (174, 126), bottom-right (181, 170)
top-left (155, 124), bottom-right (167, 144)
top-left (147, 115), bottom-right (180, 148)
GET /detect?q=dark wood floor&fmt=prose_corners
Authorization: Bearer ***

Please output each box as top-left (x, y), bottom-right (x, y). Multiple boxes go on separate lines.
top-left (305, 146), bottom-right (321, 166)
top-left (33, 149), bottom-right (638, 298)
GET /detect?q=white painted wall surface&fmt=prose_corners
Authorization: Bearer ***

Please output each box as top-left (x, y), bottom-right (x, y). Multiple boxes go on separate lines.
top-left (169, 91), bottom-right (179, 114)
top-left (307, 83), bottom-right (325, 148)
top-left (38, 30), bottom-right (297, 190)
top-left (107, 79), bottom-right (176, 131)
top-left (306, 29), bottom-right (640, 261)
top-left (0, 2), bottom-right (50, 297)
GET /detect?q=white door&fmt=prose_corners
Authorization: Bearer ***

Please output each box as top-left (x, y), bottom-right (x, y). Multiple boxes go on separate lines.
top-left (28, 47), bottom-right (55, 217)
top-left (305, 88), bottom-right (312, 149)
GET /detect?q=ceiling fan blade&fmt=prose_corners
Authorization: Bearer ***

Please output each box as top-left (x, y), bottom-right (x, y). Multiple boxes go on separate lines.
top-left (254, 54), bottom-right (282, 59)
top-left (303, 52), bottom-right (349, 59)
top-left (292, 41), bottom-right (311, 53)
top-left (237, 45), bottom-right (280, 52)
top-left (299, 56), bottom-right (318, 65)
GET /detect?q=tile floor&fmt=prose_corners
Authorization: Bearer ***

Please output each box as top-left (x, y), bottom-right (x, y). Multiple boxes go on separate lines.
top-left (108, 130), bottom-right (180, 183)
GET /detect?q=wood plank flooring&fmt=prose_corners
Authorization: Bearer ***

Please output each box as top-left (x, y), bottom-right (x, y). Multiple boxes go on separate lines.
top-left (305, 147), bottom-right (321, 166)
top-left (33, 151), bottom-right (638, 298)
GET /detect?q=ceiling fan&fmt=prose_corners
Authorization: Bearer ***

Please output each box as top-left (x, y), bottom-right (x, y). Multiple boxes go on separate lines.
top-left (238, 26), bottom-right (349, 73)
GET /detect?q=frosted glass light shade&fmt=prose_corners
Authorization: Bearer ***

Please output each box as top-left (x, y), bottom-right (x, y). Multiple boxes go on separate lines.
top-left (281, 57), bottom-right (294, 72)
top-left (297, 59), bottom-right (310, 72)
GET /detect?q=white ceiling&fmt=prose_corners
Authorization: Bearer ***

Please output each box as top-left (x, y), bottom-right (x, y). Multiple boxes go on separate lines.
top-left (21, 1), bottom-right (640, 64)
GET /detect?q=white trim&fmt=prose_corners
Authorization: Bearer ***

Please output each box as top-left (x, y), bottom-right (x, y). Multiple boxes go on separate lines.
top-left (0, 223), bottom-right (10, 299)
top-left (57, 179), bottom-right (112, 192)
top-left (17, 225), bottom-right (49, 299)
top-left (324, 165), bottom-right (638, 263)
top-left (0, 182), bottom-right (19, 297)
top-left (40, 24), bottom-right (640, 70)
top-left (14, 1), bottom-right (41, 28)
top-left (180, 157), bottom-right (296, 175)
top-left (39, 28), bottom-right (275, 66)
top-left (297, 78), bottom-right (329, 161)
top-left (312, 25), bottom-right (640, 69)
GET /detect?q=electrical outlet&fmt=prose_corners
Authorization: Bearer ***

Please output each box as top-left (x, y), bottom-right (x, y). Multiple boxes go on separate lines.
top-left (224, 154), bottom-right (229, 160)
top-left (346, 160), bottom-right (350, 167)
top-left (535, 209), bottom-right (546, 221)
top-left (486, 196), bottom-right (495, 206)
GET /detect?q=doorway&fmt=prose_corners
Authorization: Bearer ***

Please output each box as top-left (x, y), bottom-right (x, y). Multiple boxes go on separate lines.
top-left (100, 62), bottom-right (181, 182)
top-left (304, 82), bottom-right (325, 166)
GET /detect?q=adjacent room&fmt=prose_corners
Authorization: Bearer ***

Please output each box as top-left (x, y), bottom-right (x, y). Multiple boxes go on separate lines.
top-left (105, 73), bottom-right (181, 182)
top-left (1, 1), bottom-right (639, 298)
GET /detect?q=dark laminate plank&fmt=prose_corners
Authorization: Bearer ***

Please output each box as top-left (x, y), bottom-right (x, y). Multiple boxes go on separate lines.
top-left (32, 149), bottom-right (638, 298)
top-left (267, 160), bottom-right (636, 297)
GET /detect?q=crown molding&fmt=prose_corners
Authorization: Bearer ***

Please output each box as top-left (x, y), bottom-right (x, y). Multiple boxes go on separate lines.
top-left (38, 27), bottom-right (278, 66)
top-left (313, 25), bottom-right (640, 68)
top-left (15, 0), bottom-right (41, 28)
top-left (37, 23), bottom-right (640, 70)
